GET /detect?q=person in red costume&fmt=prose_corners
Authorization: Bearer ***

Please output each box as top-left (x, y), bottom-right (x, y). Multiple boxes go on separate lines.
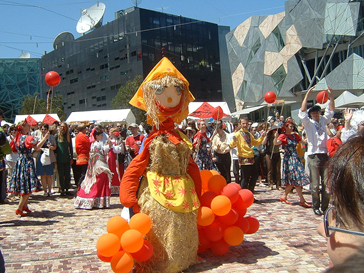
top-left (75, 124), bottom-right (91, 188)
top-left (327, 125), bottom-right (343, 157)
top-left (119, 57), bottom-right (202, 273)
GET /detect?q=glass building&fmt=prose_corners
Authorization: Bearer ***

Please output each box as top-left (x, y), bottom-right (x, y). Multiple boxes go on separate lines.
top-left (40, 7), bottom-right (224, 117)
top-left (0, 58), bottom-right (40, 121)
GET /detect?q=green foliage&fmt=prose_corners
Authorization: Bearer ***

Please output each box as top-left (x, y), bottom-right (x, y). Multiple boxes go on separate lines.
top-left (20, 93), bottom-right (66, 121)
top-left (111, 75), bottom-right (146, 123)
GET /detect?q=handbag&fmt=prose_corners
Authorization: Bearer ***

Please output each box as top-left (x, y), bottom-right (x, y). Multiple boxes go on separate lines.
top-left (124, 151), bottom-right (133, 170)
top-left (40, 150), bottom-right (51, 166)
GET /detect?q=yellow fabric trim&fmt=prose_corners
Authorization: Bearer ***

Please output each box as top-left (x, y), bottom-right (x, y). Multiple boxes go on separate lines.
top-left (176, 130), bottom-right (192, 150)
top-left (147, 171), bottom-right (200, 213)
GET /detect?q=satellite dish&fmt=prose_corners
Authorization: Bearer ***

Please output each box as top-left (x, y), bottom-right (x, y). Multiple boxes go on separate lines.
top-left (76, 2), bottom-right (106, 34)
top-left (131, 0), bottom-right (142, 7)
top-left (53, 32), bottom-right (75, 50)
top-left (18, 52), bottom-right (30, 58)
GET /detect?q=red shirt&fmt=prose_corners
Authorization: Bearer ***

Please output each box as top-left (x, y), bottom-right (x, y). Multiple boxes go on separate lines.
top-left (125, 134), bottom-right (145, 157)
top-left (75, 132), bottom-right (91, 165)
top-left (327, 137), bottom-right (342, 157)
top-left (277, 133), bottom-right (302, 146)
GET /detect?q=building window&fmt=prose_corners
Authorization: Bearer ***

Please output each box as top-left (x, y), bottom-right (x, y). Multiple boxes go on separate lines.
top-left (79, 99), bottom-right (85, 104)
top-left (247, 38), bottom-right (261, 66)
top-left (272, 27), bottom-right (285, 51)
top-left (271, 65), bottom-right (286, 94)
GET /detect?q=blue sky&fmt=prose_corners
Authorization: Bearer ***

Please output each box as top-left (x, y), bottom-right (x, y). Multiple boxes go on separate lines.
top-left (0, 0), bottom-right (285, 58)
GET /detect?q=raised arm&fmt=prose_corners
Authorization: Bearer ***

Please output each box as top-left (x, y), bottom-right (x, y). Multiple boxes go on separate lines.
top-left (301, 86), bottom-right (315, 112)
top-left (327, 86), bottom-right (335, 111)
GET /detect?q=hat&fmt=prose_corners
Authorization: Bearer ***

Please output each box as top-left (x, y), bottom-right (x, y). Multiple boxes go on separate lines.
top-left (268, 125), bottom-right (278, 133)
top-left (267, 116), bottom-right (274, 122)
top-left (128, 123), bottom-right (138, 128)
top-left (186, 126), bottom-right (193, 131)
top-left (308, 105), bottom-right (322, 114)
top-left (251, 122), bottom-right (259, 128)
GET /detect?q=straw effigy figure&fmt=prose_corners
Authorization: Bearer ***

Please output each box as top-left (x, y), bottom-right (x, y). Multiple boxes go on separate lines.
top-left (119, 57), bottom-right (202, 273)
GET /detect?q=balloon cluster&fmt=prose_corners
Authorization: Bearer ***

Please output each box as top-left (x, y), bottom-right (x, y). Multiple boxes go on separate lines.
top-left (197, 170), bottom-right (259, 255)
top-left (96, 213), bottom-right (154, 273)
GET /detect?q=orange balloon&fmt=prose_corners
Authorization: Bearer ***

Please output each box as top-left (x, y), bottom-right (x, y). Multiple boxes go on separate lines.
top-left (208, 175), bottom-right (227, 195)
top-left (120, 229), bottom-right (144, 253)
top-left (204, 221), bottom-right (223, 242)
top-left (129, 213), bottom-right (152, 235)
top-left (111, 251), bottom-right (134, 273)
top-left (200, 191), bottom-right (217, 208)
top-left (107, 216), bottom-right (130, 238)
top-left (96, 233), bottom-right (121, 257)
top-left (235, 215), bottom-right (250, 234)
top-left (211, 238), bottom-right (230, 255)
top-left (223, 226), bottom-right (244, 246)
top-left (211, 195), bottom-right (231, 216)
top-left (200, 170), bottom-right (213, 194)
top-left (197, 206), bottom-right (215, 226)
top-left (245, 216), bottom-right (260, 234)
top-left (218, 208), bottom-right (238, 226)
top-left (239, 189), bottom-right (254, 209)
top-left (210, 170), bottom-right (220, 176)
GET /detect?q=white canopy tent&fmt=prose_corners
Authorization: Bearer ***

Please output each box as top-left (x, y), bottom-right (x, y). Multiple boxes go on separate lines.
top-left (14, 114), bottom-right (60, 125)
top-left (65, 109), bottom-right (135, 124)
top-left (335, 93), bottom-right (364, 109)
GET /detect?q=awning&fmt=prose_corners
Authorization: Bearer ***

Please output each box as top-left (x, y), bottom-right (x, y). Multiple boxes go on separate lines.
top-left (231, 105), bottom-right (265, 116)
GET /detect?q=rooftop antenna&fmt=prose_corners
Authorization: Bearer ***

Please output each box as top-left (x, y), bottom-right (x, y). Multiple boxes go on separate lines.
top-left (76, 2), bottom-right (106, 34)
top-left (131, 0), bottom-right (142, 7)
top-left (53, 32), bottom-right (75, 50)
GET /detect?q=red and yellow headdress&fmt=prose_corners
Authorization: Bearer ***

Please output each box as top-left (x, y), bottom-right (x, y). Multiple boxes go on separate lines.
top-left (129, 57), bottom-right (195, 126)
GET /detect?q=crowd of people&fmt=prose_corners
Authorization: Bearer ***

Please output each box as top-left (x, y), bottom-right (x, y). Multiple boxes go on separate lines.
top-left (1, 83), bottom-right (364, 270)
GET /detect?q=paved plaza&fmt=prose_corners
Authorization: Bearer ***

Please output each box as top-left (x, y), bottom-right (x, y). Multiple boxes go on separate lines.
top-left (0, 185), bottom-right (329, 273)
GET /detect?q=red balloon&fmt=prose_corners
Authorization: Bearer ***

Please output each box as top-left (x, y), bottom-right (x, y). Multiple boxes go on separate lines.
top-left (221, 184), bottom-right (239, 204)
top-left (218, 208), bottom-right (238, 226)
top-left (239, 189), bottom-right (254, 209)
top-left (264, 91), bottom-right (277, 103)
top-left (97, 251), bottom-right (112, 262)
top-left (237, 207), bottom-right (247, 217)
top-left (316, 90), bottom-right (329, 104)
top-left (235, 215), bottom-right (250, 234)
top-left (204, 221), bottom-right (223, 242)
top-left (229, 182), bottom-right (242, 191)
top-left (200, 191), bottom-right (217, 208)
top-left (198, 229), bottom-right (211, 254)
top-left (245, 216), bottom-right (260, 234)
top-left (45, 71), bottom-right (61, 87)
top-left (130, 240), bottom-right (154, 262)
top-left (211, 238), bottom-right (230, 255)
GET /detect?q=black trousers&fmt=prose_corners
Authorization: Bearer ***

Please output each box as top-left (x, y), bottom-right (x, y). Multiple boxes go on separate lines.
top-left (214, 152), bottom-right (231, 183)
top-left (77, 164), bottom-right (88, 187)
top-left (241, 164), bottom-right (256, 193)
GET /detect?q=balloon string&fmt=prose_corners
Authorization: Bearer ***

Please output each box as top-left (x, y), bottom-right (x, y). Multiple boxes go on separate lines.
top-left (46, 88), bottom-right (51, 114)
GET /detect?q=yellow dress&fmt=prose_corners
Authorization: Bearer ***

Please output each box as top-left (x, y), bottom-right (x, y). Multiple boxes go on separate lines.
top-left (135, 135), bottom-right (199, 273)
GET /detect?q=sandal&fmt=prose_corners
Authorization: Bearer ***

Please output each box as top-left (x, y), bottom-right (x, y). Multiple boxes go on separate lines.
top-left (300, 202), bottom-right (312, 208)
top-left (280, 198), bottom-right (292, 205)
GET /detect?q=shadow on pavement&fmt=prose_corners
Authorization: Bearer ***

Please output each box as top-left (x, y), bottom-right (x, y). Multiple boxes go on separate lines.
top-left (0, 219), bottom-right (59, 227)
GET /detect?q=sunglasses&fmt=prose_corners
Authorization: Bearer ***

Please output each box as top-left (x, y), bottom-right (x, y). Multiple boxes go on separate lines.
top-left (324, 207), bottom-right (364, 237)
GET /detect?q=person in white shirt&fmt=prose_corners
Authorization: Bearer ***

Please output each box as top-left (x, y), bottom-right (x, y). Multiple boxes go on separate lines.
top-left (298, 86), bottom-right (335, 216)
top-left (341, 109), bottom-right (364, 143)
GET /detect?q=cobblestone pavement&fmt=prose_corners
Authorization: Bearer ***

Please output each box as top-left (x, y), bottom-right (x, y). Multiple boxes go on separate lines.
top-left (0, 185), bottom-right (329, 273)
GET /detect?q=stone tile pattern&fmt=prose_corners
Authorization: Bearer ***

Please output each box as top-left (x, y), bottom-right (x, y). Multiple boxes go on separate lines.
top-left (0, 186), bottom-right (329, 273)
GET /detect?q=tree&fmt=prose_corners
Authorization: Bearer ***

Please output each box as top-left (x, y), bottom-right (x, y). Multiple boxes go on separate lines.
top-left (19, 93), bottom-right (66, 121)
top-left (111, 75), bottom-right (146, 123)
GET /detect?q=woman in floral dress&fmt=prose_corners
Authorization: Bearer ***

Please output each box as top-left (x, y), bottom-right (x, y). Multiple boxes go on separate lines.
top-left (74, 128), bottom-right (113, 209)
top-left (8, 120), bottom-right (48, 216)
top-left (273, 121), bottom-right (312, 208)
top-left (193, 120), bottom-right (217, 171)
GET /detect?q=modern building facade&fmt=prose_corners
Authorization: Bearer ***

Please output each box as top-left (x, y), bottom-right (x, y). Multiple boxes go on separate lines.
top-left (226, 0), bottom-right (364, 121)
top-left (0, 58), bottom-right (41, 121)
top-left (40, 6), bottom-right (225, 117)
